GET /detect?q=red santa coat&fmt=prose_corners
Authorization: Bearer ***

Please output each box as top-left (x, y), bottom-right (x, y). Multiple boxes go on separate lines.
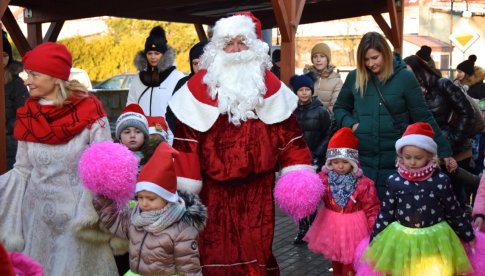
top-left (169, 70), bottom-right (313, 275)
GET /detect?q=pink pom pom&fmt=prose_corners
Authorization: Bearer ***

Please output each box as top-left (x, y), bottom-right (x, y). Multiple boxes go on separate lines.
top-left (274, 169), bottom-right (324, 221)
top-left (353, 237), bottom-right (380, 276)
top-left (79, 141), bottom-right (139, 207)
top-left (464, 230), bottom-right (485, 276)
top-left (9, 252), bottom-right (43, 276)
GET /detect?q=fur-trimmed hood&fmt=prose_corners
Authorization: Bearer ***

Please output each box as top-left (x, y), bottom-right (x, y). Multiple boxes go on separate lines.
top-left (304, 64), bottom-right (341, 80)
top-left (178, 190), bottom-right (207, 232)
top-left (134, 46), bottom-right (175, 72)
top-left (464, 65), bottom-right (485, 86)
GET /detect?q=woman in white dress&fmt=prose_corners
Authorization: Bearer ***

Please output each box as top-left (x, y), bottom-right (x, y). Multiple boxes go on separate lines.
top-left (0, 42), bottom-right (118, 276)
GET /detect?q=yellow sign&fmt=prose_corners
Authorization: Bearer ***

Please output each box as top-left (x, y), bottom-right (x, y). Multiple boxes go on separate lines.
top-left (449, 30), bottom-right (480, 52)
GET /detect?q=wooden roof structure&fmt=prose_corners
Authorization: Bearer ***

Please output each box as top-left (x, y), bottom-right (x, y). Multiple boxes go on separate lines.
top-left (0, 0), bottom-right (404, 172)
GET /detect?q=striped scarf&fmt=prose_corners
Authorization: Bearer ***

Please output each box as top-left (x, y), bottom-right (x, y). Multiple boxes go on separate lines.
top-left (131, 198), bottom-right (186, 233)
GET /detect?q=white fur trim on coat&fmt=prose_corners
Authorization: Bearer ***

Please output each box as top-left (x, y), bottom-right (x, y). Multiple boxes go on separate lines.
top-left (177, 177), bottom-right (202, 195)
top-left (281, 164), bottom-right (316, 175)
top-left (168, 83), bottom-right (219, 132)
top-left (169, 81), bottom-right (297, 132)
top-left (256, 83), bottom-right (297, 125)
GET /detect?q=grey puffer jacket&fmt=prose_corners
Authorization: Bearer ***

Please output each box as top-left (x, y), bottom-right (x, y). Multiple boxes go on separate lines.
top-left (94, 191), bottom-right (207, 276)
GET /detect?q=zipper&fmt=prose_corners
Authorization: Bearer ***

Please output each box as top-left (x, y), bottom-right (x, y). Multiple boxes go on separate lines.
top-left (136, 232), bottom-right (149, 272)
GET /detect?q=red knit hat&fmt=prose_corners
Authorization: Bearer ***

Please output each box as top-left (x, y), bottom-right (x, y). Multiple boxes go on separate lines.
top-left (146, 116), bottom-right (169, 141)
top-left (116, 104), bottom-right (149, 140)
top-left (324, 127), bottom-right (360, 173)
top-left (22, 42), bottom-right (72, 81)
top-left (395, 122), bottom-right (437, 155)
top-left (135, 142), bottom-right (179, 202)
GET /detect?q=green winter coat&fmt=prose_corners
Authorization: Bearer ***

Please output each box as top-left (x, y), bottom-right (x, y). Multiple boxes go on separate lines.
top-left (334, 55), bottom-right (452, 198)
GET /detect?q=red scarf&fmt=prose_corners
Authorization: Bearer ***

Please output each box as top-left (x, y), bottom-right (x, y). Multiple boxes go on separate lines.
top-left (14, 93), bottom-right (107, 144)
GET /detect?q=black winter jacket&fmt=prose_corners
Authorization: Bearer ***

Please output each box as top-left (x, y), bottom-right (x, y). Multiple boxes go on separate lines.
top-left (423, 75), bottom-right (474, 154)
top-left (295, 97), bottom-right (331, 168)
top-left (5, 61), bottom-right (29, 170)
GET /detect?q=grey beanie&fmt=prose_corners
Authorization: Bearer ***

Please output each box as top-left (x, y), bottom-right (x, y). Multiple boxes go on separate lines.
top-left (115, 104), bottom-right (149, 141)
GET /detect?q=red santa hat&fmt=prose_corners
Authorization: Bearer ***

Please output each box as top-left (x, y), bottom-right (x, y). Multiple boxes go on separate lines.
top-left (211, 11), bottom-right (262, 45)
top-left (395, 122), bottom-right (437, 156)
top-left (324, 127), bottom-right (360, 173)
top-left (115, 104), bottom-right (149, 140)
top-left (146, 116), bottom-right (169, 141)
top-left (135, 142), bottom-right (179, 203)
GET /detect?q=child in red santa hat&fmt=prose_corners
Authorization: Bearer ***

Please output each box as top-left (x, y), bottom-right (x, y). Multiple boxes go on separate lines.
top-left (93, 142), bottom-right (207, 276)
top-left (360, 122), bottom-right (476, 276)
top-left (303, 127), bottom-right (381, 275)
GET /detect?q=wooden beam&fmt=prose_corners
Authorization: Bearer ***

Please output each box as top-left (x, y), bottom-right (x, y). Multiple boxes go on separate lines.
top-left (271, 0), bottom-right (291, 42)
top-left (43, 21), bottom-right (65, 42)
top-left (24, 5), bottom-right (214, 25)
top-left (395, 0), bottom-right (404, 54)
top-left (194, 24), bottom-right (208, 42)
top-left (386, 0), bottom-right (401, 49)
top-left (1, 7), bottom-right (31, 55)
top-left (294, 0), bottom-right (305, 30)
top-left (272, 0), bottom-right (304, 85)
top-left (27, 23), bottom-right (43, 47)
top-left (0, 0), bottom-right (9, 16)
top-left (0, 0), bottom-right (9, 174)
top-left (372, 13), bottom-right (392, 42)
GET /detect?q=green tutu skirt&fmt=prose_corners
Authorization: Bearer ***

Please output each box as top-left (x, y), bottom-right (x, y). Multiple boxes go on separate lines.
top-left (363, 221), bottom-right (472, 276)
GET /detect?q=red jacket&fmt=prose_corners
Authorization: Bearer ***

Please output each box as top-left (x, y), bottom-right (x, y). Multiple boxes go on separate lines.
top-left (320, 172), bottom-right (381, 232)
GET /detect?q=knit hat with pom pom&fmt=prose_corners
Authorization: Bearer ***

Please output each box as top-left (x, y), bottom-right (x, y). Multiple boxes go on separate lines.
top-left (457, 54), bottom-right (477, 76)
top-left (145, 26), bottom-right (168, 54)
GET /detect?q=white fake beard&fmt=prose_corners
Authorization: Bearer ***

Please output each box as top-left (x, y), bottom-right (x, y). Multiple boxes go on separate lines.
top-left (203, 50), bottom-right (267, 126)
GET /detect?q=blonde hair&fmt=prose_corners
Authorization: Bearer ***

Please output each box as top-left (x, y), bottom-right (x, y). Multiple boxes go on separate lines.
top-left (53, 78), bottom-right (88, 107)
top-left (355, 32), bottom-right (394, 97)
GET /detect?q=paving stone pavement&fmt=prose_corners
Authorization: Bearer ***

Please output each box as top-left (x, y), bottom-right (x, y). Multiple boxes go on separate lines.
top-left (273, 206), bottom-right (332, 276)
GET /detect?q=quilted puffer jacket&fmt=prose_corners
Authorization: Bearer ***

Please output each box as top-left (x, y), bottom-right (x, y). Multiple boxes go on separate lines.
top-left (94, 191), bottom-right (207, 276)
top-left (421, 75), bottom-right (474, 154)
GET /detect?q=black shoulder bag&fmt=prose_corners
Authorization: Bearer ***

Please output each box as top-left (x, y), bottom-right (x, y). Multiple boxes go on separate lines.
top-left (371, 77), bottom-right (404, 134)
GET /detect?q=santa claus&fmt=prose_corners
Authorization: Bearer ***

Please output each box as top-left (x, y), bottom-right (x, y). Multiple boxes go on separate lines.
top-left (169, 12), bottom-right (322, 275)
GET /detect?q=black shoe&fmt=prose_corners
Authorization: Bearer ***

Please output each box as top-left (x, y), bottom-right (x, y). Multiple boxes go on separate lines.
top-left (293, 229), bottom-right (307, 245)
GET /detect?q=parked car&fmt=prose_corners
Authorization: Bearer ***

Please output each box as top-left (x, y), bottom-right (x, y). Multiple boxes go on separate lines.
top-left (92, 73), bottom-right (136, 91)
top-left (69, 68), bottom-right (93, 90)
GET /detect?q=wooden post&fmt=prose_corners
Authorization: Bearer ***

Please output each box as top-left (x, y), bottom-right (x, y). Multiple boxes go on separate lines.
top-left (194, 24), bottom-right (208, 42)
top-left (272, 0), bottom-right (304, 85)
top-left (372, 0), bottom-right (404, 54)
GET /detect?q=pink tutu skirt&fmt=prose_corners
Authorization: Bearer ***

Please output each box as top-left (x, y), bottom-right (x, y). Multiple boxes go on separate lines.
top-left (303, 207), bottom-right (369, 264)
